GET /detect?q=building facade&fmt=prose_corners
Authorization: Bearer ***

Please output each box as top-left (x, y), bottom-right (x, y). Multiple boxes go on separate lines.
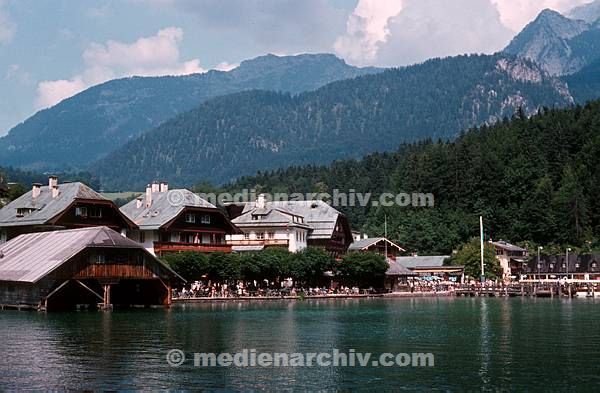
top-left (491, 241), bottom-right (528, 279)
top-left (120, 182), bottom-right (239, 256)
top-left (226, 195), bottom-right (353, 257)
top-left (0, 176), bottom-right (135, 244)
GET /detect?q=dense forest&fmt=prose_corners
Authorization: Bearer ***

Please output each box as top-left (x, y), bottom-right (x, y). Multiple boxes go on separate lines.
top-left (226, 101), bottom-right (600, 255)
top-left (93, 54), bottom-right (573, 190)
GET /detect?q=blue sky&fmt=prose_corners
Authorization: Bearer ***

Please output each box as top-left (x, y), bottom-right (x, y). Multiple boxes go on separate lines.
top-left (0, 0), bottom-right (591, 135)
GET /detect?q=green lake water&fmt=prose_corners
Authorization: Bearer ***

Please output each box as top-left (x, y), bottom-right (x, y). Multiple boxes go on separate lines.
top-left (1, 297), bottom-right (599, 390)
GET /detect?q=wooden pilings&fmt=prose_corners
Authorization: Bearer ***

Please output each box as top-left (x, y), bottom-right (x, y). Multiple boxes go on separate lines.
top-left (102, 284), bottom-right (112, 311)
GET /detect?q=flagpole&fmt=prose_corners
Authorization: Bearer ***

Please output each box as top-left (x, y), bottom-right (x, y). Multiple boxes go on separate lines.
top-left (384, 215), bottom-right (388, 259)
top-left (480, 215), bottom-right (485, 283)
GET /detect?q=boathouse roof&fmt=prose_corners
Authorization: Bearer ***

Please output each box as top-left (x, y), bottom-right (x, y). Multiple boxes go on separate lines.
top-left (0, 226), bottom-right (182, 283)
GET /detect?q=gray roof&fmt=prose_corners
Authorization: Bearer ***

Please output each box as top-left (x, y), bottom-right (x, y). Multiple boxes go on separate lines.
top-left (120, 189), bottom-right (216, 230)
top-left (235, 200), bottom-right (343, 239)
top-left (386, 258), bottom-right (417, 276)
top-left (0, 226), bottom-right (182, 283)
top-left (232, 207), bottom-right (310, 229)
top-left (349, 237), bottom-right (406, 252)
top-left (395, 256), bottom-right (450, 269)
top-left (0, 182), bottom-right (109, 227)
top-left (491, 241), bottom-right (527, 252)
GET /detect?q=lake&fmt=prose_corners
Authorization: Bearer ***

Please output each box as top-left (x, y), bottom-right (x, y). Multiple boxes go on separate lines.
top-left (1, 297), bottom-right (600, 390)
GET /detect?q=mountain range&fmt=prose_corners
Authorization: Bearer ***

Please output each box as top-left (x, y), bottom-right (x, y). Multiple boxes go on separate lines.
top-left (504, 3), bottom-right (600, 76)
top-left (2, 4), bottom-right (600, 191)
top-left (93, 54), bottom-right (573, 190)
top-left (0, 54), bottom-right (380, 171)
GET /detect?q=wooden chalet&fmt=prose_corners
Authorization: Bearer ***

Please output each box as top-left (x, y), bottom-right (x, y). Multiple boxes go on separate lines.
top-left (0, 227), bottom-right (184, 311)
top-left (0, 176), bottom-right (135, 243)
top-left (120, 182), bottom-right (240, 256)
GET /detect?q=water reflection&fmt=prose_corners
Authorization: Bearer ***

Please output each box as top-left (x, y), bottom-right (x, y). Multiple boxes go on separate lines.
top-left (1, 298), bottom-right (600, 389)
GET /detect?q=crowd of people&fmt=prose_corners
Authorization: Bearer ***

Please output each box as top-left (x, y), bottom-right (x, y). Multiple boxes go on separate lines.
top-left (172, 281), bottom-right (377, 299)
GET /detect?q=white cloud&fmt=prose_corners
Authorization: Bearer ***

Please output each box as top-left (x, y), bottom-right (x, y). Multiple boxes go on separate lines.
top-left (335, 0), bottom-right (590, 67)
top-left (36, 77), bottom-right (87, 109)
top-left (491, 0), bottom-right (593, 32)
top-left (334, 0), bottom-right (404, 66)
top-left (381, 0), bottom-right (514, 66)
top-left (0, 0), bottom-right (15, 44)
top-left (35, 27), bottom-right (206, 109)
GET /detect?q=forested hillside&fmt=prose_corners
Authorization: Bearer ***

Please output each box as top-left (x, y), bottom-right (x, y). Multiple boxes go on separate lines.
top-left (94, 54), bottom-right (573, 190)
top-left (227, 102), bottom-right (600, 255)
top-left (0, 54), bottom-right (379, 171)
top-left (565, 57), bottom-right (600, 104)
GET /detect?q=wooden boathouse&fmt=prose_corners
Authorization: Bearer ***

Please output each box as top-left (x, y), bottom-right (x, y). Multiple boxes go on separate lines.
top-left (0, 226), bottom-right (184, 311)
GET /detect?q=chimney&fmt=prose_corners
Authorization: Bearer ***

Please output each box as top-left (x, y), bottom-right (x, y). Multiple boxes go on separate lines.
top-left (136, 196), bottom-right (143, 209)
top-left (48, 175), bottom-right (58, 188)
top-left (159, 181), bottom-right (169, 193)
top-left (32, 183), bottom-right (42, 199)
top-left (145, 184), bottom-right (152, 208)
top-left (52, 185), bottom-right (59, 198)
top-left (256, 193), bottom-right (266, 209)
top-left (151, 181), bottom-right (160, 193)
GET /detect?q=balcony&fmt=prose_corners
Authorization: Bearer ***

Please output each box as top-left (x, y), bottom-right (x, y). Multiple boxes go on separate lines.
top-left (227, 239), bottom-right (289, 247)
top-left (153, 241), bottom-right (232, 254)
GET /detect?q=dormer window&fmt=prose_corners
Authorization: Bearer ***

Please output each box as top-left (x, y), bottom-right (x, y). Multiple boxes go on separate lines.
top-left (185, 213), bottom-right (195, 223)
top-left (201, 214), bottom-right (211, 224)
top-left (89, 206), bottom-right (102, 218)
top-left (75, 207), bottom-right (88, 218)
top-left (16, 208), bottom-right (35, 217)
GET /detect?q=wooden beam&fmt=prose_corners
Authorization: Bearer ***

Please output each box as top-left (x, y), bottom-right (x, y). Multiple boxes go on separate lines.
top-left (44, 280), bottom-right (70, 300)
top-left (74, 280), bottom-right (104, 301)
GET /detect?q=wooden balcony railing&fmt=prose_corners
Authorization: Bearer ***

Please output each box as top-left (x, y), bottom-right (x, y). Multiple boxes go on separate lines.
top-left (227, 239), bottom-right (289, 246)
top-left (153, 241), bottom-right (232, 254)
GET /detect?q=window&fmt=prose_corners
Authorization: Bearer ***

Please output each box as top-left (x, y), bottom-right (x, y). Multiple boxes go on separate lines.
top-left (185, 213), bottom-right (196, 223)
top-left (201, 214), bottom-right (211, 224)
top-left (244, 233), bottom-right (250, 240)
top-left (139, 231), bottom-right (146, 243)
top-left (256, 232), bottom-right (265, 240)
top-left (268, 232), bottom-right (275, 239)
top-left (16, 208), bottom-right (35, 217)
top-left (75, 206), bottom-right (88, 217)
top-left (91, 253), bottom-right (106, 264)
top-left (89, 206), bottom-right (103, 218)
